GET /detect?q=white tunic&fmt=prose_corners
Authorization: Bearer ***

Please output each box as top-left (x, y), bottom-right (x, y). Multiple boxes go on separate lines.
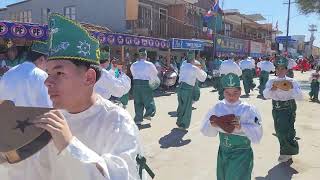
top-left (309, 72), bottom-right (320, 83)
top-left (0, 61), bottom-right (52, 107)
top-left (200, 100), bottom-right (263, 144)
top-left (288, 59), bottom-right (297, 69)
top-left (239, 59), bottom-right (255, 70)
top-left (178, 62), bottom-right (207, 86)
top-left (219, 59), bottom-right (242, 76)
top-left (1, 95), bottom-right (146, 180)
top-left (130, 59), bottom-right (159, 83)
top-left (94, 69), bottom-right (131, 100)
top-left (263, 76), bottom-right (304, 101)
top-left (257, 61), bottom-right (275, 72)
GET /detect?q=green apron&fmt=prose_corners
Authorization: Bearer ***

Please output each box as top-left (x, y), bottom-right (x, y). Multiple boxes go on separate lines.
top-left (286, 69), bottom-right (294, 78)
top-left (192, 80), bottom-right (200, 102)
top-left (176, 82), bottom-right (194, 129)
top-left (217, 133), bottom-right (253, 180)
top-left (272, 100), bottom-right (299, 155)
top-left (242, 69), bottom-right (255, 95)
top-left (218, 74), bottom-right (225, 100)
top-left (133, 80), bottom-right (156, 123)
top-left (259, 70), bottom-right (269, 96)
top-left (309, 80), bottom-right (319, 100)
top-left (120, 93), bottom-right (129, 106)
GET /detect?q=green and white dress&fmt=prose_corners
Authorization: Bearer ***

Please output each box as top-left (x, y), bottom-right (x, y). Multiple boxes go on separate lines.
top-left (201, 100), bottom-right (262, 180)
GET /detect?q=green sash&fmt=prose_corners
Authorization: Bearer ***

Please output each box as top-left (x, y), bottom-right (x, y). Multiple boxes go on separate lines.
top-left (217, 133), bottom-right (253, 180)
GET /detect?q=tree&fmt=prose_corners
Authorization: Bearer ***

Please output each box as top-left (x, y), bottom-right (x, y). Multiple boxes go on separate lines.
top-left (297, 0), bottom-right (320, 15)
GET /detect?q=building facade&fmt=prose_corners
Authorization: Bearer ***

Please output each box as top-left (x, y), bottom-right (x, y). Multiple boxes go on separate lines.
top-left (0, 0), bottom-right (127, 32)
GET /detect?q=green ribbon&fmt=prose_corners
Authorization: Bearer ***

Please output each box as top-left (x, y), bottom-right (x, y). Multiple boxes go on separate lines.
top-left (136, 155), bottom-right (155, 179)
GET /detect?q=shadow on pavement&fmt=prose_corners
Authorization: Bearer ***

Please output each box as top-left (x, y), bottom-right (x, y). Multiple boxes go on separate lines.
top-left (137, 123), bottom-right (151, 130)
top-left (255, 160), bottom-right (299, 180)
top-left (158, 128), bottom-right (191, 149)
top-left (168, 111), bottom-right (178, 117)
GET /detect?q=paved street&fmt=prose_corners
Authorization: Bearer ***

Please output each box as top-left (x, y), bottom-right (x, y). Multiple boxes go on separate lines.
top-left (127, 71), bottom-right (320, 180)
top-left (1, 71), bottom-right (319, 180)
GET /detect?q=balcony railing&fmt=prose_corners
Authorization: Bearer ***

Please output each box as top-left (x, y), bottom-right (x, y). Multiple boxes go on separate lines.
top-left (126, 19), bottom-right (169, 39)
top-left (221, 30), bottom-right (271, 43)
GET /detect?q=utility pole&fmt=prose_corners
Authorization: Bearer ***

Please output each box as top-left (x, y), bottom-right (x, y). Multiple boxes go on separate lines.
top-left (285, 0), bottom-right (291, 52)
top-left (308, 24), bottom-right (317, 57)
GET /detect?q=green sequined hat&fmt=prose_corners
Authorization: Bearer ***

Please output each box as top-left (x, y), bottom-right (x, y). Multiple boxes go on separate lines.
top-left (139, 48), bottom-right (147, 57)
top-left (48, 13), bottom-right (100, 65)
top-left (274, 56), bottom-right (288, 68)
top-left (222, 73), bottom-right (241, 89)
top-left (31, 41), bottom-right (48, 55)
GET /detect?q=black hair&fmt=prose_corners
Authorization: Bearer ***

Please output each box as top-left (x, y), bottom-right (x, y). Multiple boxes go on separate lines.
top-left (100, 59), bottom-right (109, 64)
top-left (70, 60), bottom-right (102, 82)
top-left (27, 51), bottom-right (46, 62)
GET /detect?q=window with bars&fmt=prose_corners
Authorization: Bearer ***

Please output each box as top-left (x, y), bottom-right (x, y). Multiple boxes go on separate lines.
top-left (138, 4), bottom-right (152, 30)
top-left (41, 8), bottom-right (50, 24)
top-left (64, 6), bottom-right (76, 20)
top-left (17, 10), bottom-right (31, 23)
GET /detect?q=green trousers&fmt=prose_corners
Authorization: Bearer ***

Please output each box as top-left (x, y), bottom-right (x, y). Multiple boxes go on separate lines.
top-left (176, 82), bottom-right (194, 129)
top-left (242, 69), bottom-right (255, 95)
top-left (133, 80), bottom-right (156, 123)
top-left (120, 93), bottom-right (129, 106)
top-left (259, 71), bottom-right (269, 95)
top-left (218, 74), bottom-right (225, 100)
top-left (192, 81), bottom-right (200, 102)
top-left (309, 80), bottom-right (319, 100)
top-left (217, 133), bottom-right (253, 180)
top-left (272, 100), bottom-right (299, 155)
top-left (287, 69), bottom-right (294, 78)
top-left (212, 76), bottom-right (222, 90)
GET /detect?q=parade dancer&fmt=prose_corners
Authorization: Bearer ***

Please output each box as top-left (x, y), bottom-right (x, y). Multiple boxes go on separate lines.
top-left (201, 73), bottom-right (262, 180)
top-left (0, 41), bottom-right (52, 107)
top-left (218, 55), bottom-right (242, 100)
top-left (211, 56), bottom-right (223, 91)
top-left (176, 51), bottom-right (207, 130)
top-left (309, 65), bottom-right (320, 102)
top-left (257, 56), bottom-right (275, 97)
top-left (239, 57), bottom-right (256, 96)
top-left (192, 59), bottom-right (202, 103)
top-left (287, 58), bottom-right (297, 78)
top-left (130, 48), bottom-right (159, 125)
top-left (263, 56), bottom-right (303, 163)
top-left (1, 13), bottom-right (154, 180)
top-left (94, 49), bottom-right (131, 102)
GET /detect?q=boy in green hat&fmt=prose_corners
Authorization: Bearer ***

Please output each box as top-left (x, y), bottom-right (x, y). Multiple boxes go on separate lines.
top-left (130, 48), bottom-right (159, 125)
top-left (177, 51), bottom-right (207, 130)
top-left (0, 40), bottom-right (51, 107)
top-left (2, 14), bottom-right (152, 180)
top-left (218, 56), bottom-right (242, 100)
top-left (257, 56), bottom-right (275, 98)
top-left (239, 57), bottom-right (256, 96)
top-left (211, 56), bottom-right (223, 91)
top-left (201, 73), bottom-right (262, 180)
top-left (263, 56), bottom-right (303, 163)
top-left (309, 65), bottom-right (320, 102)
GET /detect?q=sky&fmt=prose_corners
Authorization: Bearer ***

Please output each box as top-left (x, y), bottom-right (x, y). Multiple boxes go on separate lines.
top-left (1, 0), bottom-right (320, 46)
top-left (222, 0), bottom-right (320, 46)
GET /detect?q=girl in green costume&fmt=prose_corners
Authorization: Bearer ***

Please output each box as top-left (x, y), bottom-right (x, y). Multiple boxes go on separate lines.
top-left (201, 73), bottom-right (263, 180)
